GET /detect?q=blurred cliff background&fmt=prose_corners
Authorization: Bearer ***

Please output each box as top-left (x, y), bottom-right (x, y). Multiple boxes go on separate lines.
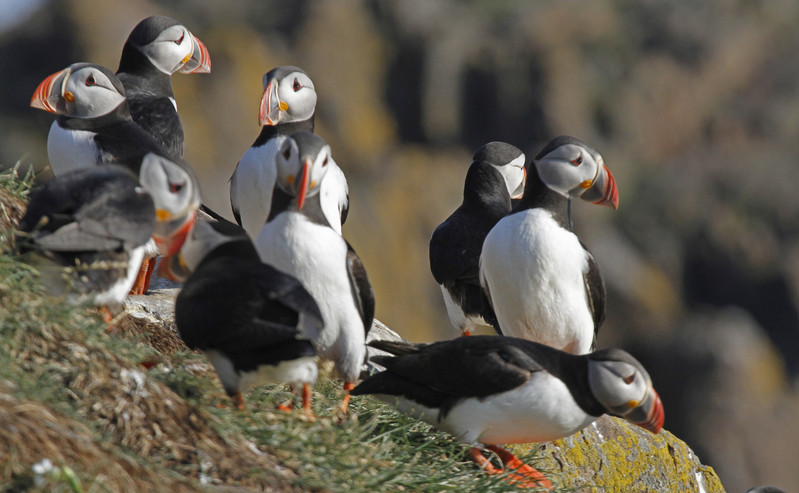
top-left (2, 0), bottom-right (798, 490)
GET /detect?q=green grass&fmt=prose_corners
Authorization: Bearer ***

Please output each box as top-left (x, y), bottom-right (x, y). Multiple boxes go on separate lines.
top-left (0, 167), bottom-right (556, 492)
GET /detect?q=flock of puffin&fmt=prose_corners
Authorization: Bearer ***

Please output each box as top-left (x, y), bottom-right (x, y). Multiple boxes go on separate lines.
top-left (19, 15), bottom-right (664, 489)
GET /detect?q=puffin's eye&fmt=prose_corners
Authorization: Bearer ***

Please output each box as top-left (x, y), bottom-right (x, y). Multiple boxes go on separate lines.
top-left (175, 32), bottom-right (185, 45)
top-left (282, 147), bottom-right (291, 160)
top-left (293, 78), bottom-right (301, 91)
top-left (85, 75), bottom-right (96, 86)
top-left (322, 156), bottom-right (328, 167)
top-left (169, 182), bottom-right (184, 194)
top-left (623, 374), bottom-right (636, 385)
top-left (571, 154), bottom-right (583, 166)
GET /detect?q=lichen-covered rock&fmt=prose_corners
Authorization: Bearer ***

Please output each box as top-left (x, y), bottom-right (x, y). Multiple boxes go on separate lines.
top-left (512, 416), bottom-right (725, 492)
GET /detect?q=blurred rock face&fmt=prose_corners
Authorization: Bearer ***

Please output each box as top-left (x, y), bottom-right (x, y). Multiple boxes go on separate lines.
top-left (4, 0), bottom-right (799, 490)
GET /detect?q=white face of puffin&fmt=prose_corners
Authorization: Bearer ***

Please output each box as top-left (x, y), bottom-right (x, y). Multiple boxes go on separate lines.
top-left (138, 153), bottom-right (201, 256)
top-left (490, 153), bottom-right (526, 199)
top-left (259, 70), bottom-right (317, 126)
top-left (30, 65), bottom-right (126, 118)
top-left (138, 24), bottom-right (211, 75)
top-left (274, 135), bottom-right (333, 211)
top-left (587, 356), bottom-right (665, 433)
top-left (535, 142), bottom-right (618, 208)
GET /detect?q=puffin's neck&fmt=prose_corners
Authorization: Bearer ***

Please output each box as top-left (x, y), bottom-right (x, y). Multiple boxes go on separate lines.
top-left (267, 186), bottom-right (330, 228)
top-left (57, 100), bottom-right (133, 131)
top-left (513, 164), bottom-right (572, 230)
top-left (462, 162), bottom-right (512, 215)
top-left (117, 44), bottom-right (175, 98)
top-left (252, 117), bottom-right (315, 147)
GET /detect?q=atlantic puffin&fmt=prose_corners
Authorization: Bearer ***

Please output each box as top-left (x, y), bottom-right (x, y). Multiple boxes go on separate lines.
top-left (16, 165), bottom-right (155, 317)
top-left (116, 15), bottom-right (211, 157)
top-left (229, 66), bottom-right (349, 238)
top-left (255, 132), bottom-right (373, 413)
top-left (429, 142), bottom-right (526, 336)
top-left (352, 335), bottom-right (663, 488)
top-left (31, 63), bottom-right (202, 292)
top-left (479, 136), bottom-right (618, 354)
top-left (159, 214), bottom-right (322, 413)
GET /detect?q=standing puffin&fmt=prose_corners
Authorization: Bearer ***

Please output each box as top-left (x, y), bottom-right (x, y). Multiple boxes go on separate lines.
top-left (116, 15), bottom-right (211, 157)
top-left (16, 165), bottom-right (155, 317)
top-left (31, 63), bottom-right (202, 293)
top-left (230, 66), bottom-right (349, 238)
top-left (255, 132), bottom-right (373, 413)
top-left (159, 215), bottom-right (323, 413)
top-left (352, 335), bottom-right (664, 488)
top-left (429, 142), bottom-right (526, 336)
top-left (479, 136), bottom-right (618, 354)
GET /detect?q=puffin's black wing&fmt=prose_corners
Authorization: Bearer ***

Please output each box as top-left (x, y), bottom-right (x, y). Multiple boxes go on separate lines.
top-left (429, 213), bottom-right (478, 286)
top-left (126, 95), bottom-right (184, 158)
top-left (581, 244), bottom-right (606, 351)
top-left (355, 336), bottom-right (544, 402)
top-left (19, 166), bottom-right (154, 252)
top-left (345, 240), bottom-right (375, 337)
top-left (175, 240), bottom-right (318, 370)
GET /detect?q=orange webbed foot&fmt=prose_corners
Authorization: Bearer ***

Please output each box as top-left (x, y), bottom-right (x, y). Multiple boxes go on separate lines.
top-left (472, 446), bottom-right (553, 490)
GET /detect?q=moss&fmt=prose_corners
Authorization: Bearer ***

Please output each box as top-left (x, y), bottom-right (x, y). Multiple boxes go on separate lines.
top-left (511, 416), bottom-right (726, 492)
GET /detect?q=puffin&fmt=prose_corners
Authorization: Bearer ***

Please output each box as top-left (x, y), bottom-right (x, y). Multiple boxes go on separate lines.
top-left (255, 132), bottom-right (373, 413)
top-left (351, 335), bottom-right (664, 489)
top-left (158, 214), bottom-right (323, 413)
top-left (31, 63), bottom-right (202, 293)
top-left (229, 66), bottom-right (349, 238)
top-left (429, 142), bottom-right (526, 336)
top-left (479, 136), bottom-right (618, 354)
top-left (116, 15), bottom-right (211, 157)
top-left (16, 165), bottom-right (155, 318)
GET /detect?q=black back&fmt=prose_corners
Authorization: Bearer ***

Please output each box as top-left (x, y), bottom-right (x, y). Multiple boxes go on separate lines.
top-left (353, 336), bottom-right (607, 420)
top-left (175, 237), bottom-right (323, 378)
top-left (430, 143), bottom-right (522, 332)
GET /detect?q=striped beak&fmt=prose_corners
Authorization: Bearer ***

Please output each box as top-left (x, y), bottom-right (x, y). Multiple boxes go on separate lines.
top-left (179, 34), bottom-right (211, 74)
top-left (152, 209), bottom-right (196, 256)
top-left (30, 67), bottom-right (70, 114)
top-left (625, 386), bottom-right (665, 434)
top-left (581, 163), bottom-right (619, 210)
top-left (259, 79), bottom-right (282, 126)
top-left (295, 159), bottom-right (311, 211)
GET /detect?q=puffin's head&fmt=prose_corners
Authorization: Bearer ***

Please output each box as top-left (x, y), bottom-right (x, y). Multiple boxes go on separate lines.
top-left (124, 15), bottom-right (211, 75)
top-left (533, 136), bottom-right (618, 209)
top-left (274, 132), bottom-right (333, 211)
top-left (31, 63), bottom-right (126, 118)
top-left (586, 347), bottom-right (664, 434)
top-left (259, 66), bottom-right (317, 126)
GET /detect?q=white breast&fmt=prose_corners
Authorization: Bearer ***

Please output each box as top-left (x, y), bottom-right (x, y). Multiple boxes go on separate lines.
top-left (47, 122), bottom-right (100, 176)
top-left (320, 163), bottom-right (348, 235)
top-left (93, 245), bottom-right (146, 308)
top-left (480, 209), bottom-right (594, 354)
top-left (255, 212), bottom-right (366, 381)
top-left (230, 137), bottom-right (284, 239)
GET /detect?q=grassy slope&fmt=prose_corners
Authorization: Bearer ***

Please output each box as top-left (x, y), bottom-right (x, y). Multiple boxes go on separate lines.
top-left (0, 167), bottom-right (554, 492)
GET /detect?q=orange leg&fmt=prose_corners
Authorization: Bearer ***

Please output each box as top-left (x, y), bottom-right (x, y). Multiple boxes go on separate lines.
top-left (462, 329), bottom-right (472, 337)
top-left (339, 381), bottom-right (356, 414)
top-left (234, 392), bottom-right (246, 411)
top-left (130, 257), bottom-right (157, 295)
top-left (302, 383), bottom-right (313, 412)
top-left (470, 446), bottom-right (553, 490)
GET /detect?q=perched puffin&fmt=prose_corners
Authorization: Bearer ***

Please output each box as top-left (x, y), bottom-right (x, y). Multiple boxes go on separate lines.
top-left (429, 142), bottom-right (526, 336)
top-left (479, 136), bottom-right (618, 354)
top-left (229, 66), bottom-right (349, 238)
top-left (31, 63), bottom-right (202, 293)
top-left (116, 15), bottom-right (211, 157)
top-left (16, 165), bottom-right (155, 317)
top-left (255, 132), bottom-right (374, 413)
top-left (159, 215), bottom-right (322, 413)
top-left (352, 335), bottom-right (664, 488)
